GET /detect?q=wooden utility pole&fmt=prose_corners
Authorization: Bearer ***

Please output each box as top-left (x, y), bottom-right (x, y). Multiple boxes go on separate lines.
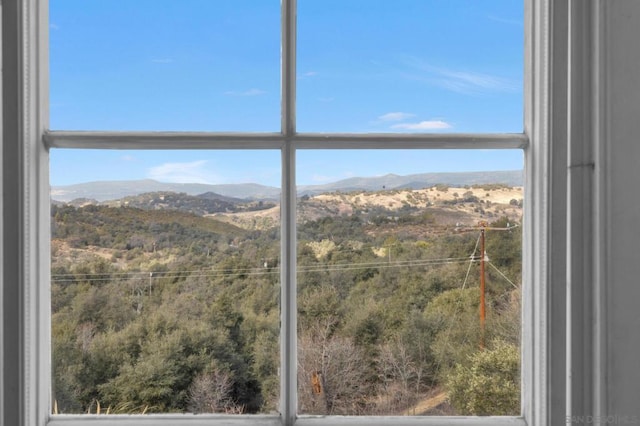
top-left (479, 225), bottom-right (486, 349)
top-left (456, 220), bottom-right (516, 350)
top-left (476, 221), bottom-right (489, 349)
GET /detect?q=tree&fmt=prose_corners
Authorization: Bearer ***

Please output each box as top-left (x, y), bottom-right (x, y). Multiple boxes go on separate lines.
top-left (423, 288), bottom-right (484, 376)
top-left (298, 285), bottom-right (372, 414)
top-left (188, 363), bottom-right (242, 413)
top-left (298, 333), bottom-right (371, 415)
top-left (445, 340), bottom-right (520, 415)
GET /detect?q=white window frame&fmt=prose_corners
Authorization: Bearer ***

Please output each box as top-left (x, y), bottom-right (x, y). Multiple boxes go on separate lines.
top-left (1, 0), bottom-right (593, 425)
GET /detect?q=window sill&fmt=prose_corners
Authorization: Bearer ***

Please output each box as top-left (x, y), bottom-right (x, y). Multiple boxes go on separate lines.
top-left (48, 414), bottom-right (526, 426)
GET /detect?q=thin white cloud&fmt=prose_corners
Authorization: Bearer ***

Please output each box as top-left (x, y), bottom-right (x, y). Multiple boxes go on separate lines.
top-left (378, 112), bottom-right (415, 122)
top-left (120, 155), bottom-right (136, 162)
top-left (391, 120), bottom-right (452, 130)
top-left (434, 69), bottom-right (519, 94)
top-left (401, 57), bottom-right (519, 95)
top-left (224, 88), bottom-right (266, 96)
top-left (298, 71), bottom-right (319, 80)
top-left (147, 160), bottom-right (217, 184)
top-left (50, 23), bottom-right (60, 30)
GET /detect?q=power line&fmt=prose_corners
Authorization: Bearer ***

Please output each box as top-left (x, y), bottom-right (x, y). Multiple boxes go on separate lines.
top-left (51, 257), bottom-right (473, 284)
top-left (52, 222), bottom-right (520, 285)
top-left (461, 233), bottom-right (482, 290)
top-left (51, 254), bottom-right (473, 278)
top-left (488, 262), bottom-right (520, 289)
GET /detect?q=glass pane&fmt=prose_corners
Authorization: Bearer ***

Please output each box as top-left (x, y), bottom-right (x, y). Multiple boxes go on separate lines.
top-left (49, 1), bottom-right (280, 131)
top-left (297, 150), bottom-right (522, 415)
top-left (50, 150), bottom-right (280, 414)
top-left (298, 0), bottom-right (524, 133)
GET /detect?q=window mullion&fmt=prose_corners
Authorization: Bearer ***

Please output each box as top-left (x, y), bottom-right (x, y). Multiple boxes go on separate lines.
top-left (281, 0), bottom-right (298, 425)
top-left (281, 0), bottom-right (296, 137)
top-left (280, 144), bottom-right (297, 426)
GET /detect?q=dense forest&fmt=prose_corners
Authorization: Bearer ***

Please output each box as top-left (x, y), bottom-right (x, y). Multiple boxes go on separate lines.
top-left (51, 185), bottom-right (522, 416)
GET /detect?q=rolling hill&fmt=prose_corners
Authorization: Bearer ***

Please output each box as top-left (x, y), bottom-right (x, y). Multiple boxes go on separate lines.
top-left (51, 170), bottom-right (523, 202)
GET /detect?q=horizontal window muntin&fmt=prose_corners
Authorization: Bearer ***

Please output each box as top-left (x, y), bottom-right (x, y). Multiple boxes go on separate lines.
top-left (44, 131), bottom-right (528, 151)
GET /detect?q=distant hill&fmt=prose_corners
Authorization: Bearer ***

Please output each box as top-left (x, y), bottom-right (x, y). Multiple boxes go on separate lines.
top-left (51, 179), bottom-right (281, 202)
top-left (297, 170), bottom-right (523, 196)
top-left (102, 191), bottom-right (277, 216)
top-left (51, 170), bottom-right (523, 203)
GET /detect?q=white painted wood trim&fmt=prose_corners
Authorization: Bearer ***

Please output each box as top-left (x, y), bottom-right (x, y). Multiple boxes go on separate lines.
top-left (2, 0), bottom-right (51, 425)
top-left (44, 131), bottom-right (527, 151)
top-left (48, 415), bottom-right (282, 426)
top-left (280, 1), bottom-right (297, 424)
top-left (47, 415), bottom-right (526, 426)
top-left (280, 143), bottom-right (297, 426)
top-left (566, 0), bottom-right (601, 422)
top-left (31, 0), bottom-right (51, 422)
top-left (281, 0), bottom-right (296, 138)
top-left (545, 0), bottom-right (570, 424)
top-left (0, 2), bottom-right (5, 424)
top-left (296, 417), bottom-right (526, 426)
top-left (523, 0), bottom-right (558, 424)
top-left (522, 0), bottom-right (535, 420)
top-left (292, 134), bottom-right (526, 149)
top-left (44, 132), bottom-right (286, 149)
top-left (591, 0), bottom-right (608, 420)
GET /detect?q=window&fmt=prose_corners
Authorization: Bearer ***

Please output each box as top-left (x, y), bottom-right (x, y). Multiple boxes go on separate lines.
top-left (2, 0), bottom-right (562, 425)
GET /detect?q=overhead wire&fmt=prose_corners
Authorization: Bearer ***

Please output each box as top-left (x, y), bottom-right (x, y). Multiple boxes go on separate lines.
top-left (488, 262), bottom-right (520, 289)
top-left (51, 227), bottom-right (520, 288)
top-left (51, 256), bottom-right (472, 284)
top-left (461, 233), bottom-right (482, 290)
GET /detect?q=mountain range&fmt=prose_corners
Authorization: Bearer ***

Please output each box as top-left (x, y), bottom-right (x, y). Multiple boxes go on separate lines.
top-left (51, 170), bottom-right (523, 203)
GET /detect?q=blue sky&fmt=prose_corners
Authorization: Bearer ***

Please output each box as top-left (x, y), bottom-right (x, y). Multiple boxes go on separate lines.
top-left (49, 0), bottom-right (523, 187)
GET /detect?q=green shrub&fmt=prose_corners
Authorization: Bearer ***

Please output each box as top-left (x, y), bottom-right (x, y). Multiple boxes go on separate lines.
top-left (446, 340), bottom-right (519, 415)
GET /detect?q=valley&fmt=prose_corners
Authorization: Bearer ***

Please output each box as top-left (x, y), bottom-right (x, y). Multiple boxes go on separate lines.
top-left (51, 177), bottom-right (523, 416)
